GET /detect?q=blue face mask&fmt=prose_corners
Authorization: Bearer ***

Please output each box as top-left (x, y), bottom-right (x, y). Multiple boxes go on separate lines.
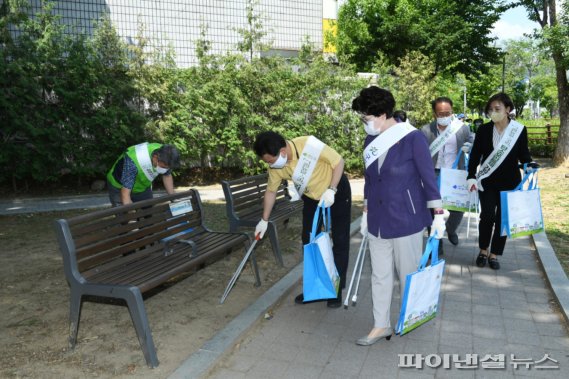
top-left (437, 116), bottom-right (452, 127)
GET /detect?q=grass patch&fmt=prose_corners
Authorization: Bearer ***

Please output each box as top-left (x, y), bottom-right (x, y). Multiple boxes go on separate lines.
top-left (535, 159), bottom-right (569, 276)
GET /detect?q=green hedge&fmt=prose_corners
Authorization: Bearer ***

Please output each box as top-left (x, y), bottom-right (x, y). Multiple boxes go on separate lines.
top-left (1, 2), bottom-right (370, 189)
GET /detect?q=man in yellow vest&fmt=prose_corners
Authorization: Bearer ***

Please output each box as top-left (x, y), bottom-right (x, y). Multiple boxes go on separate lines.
top-left (106, 142), bottom-right (180, 206)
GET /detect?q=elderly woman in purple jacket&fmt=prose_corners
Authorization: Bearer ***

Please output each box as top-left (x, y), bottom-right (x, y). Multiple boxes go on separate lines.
top-left (351, 86), bottom-right (445, 346)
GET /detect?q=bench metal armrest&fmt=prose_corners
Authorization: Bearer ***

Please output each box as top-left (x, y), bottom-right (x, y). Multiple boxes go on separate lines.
top-left (164, 238), bottom-right (198, 258)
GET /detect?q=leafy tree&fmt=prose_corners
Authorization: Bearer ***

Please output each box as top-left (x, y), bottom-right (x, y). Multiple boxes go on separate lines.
top-left (501, 38), bottom-right (549, 118)
top-left (234, 0), bottom-right (272, 61)
top-left (517, 0), bottom-right (569, 165)
top-left (0, 1), bottom-right (146, 189)
top-left (466, 65), bottom-right (503, 116)
top-left (335, 0), bottom-right (505, 78)
top-left (391, 51), bottom-right (437, 126)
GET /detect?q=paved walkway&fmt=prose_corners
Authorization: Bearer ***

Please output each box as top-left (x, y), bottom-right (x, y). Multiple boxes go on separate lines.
top-left (0, 180), bottom-right (365, 215)
top-left (0, 188), bottom-right (225, 215)
top-left (196, 220), bottom-right (569, 379)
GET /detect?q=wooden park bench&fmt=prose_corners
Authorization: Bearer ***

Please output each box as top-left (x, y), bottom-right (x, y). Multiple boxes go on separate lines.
top-left (53, 189), bottom-right (259, 368)
top-left (221, 173), bottom-right (303, 266)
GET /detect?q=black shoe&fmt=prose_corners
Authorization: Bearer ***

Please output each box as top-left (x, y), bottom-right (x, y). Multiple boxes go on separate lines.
top-left (448, 233), bottom-right (459, 246)
top-left (476, 252), bottom-right (488, 267)
top-left (327, 292), bottom-right (342, 308)
top-left (294, 293), bottom-right (305, 304)
top-left (488, 257), bottom-right (500, 270)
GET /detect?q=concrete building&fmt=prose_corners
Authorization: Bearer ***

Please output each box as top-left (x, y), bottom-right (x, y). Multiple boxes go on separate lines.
top-left (20, 0), bottom-right (341, 67)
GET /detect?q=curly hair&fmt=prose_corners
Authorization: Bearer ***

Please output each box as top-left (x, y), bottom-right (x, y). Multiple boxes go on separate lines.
top-left (351, 86), bottom-right (395, 119)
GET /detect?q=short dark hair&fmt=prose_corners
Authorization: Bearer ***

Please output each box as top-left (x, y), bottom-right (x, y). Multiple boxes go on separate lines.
top-left (431, 97), bottom-right (453, 112)
top-left (484, 92), bottom-right (514, 116)
top-left (154, 144), bottom-right (180, 169)
top-left (351, 86), bottom-right (395, 119)
top-left (393, 110), bottom-right (407, 122)
top-left (253, 131), bottom-right (286, 157)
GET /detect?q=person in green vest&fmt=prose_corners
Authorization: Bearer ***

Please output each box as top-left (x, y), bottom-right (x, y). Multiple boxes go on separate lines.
top-left (106, 142), bottom-right (180, 207)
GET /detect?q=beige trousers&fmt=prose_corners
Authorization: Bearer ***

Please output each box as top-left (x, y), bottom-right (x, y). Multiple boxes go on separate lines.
top-left (367, 230), bottom-right (423, 328)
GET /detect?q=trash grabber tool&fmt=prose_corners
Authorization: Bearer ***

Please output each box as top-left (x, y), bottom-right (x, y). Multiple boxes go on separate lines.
top-left (344, 234), bottom-right (367, 309)
top-left (352, 236), bottom-right (369, 306)
top-left (220, 234), bottom-right (260, 304)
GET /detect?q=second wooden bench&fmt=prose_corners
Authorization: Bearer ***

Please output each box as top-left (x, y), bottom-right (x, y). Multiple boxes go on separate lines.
top-left (221, 173), bottom-right (303, 266)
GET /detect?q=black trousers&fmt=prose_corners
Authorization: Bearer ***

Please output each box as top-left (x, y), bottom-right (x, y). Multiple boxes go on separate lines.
top-left (301, 174), bottom-right (351, 289)
top-left (478, 189), bottom-right (507, 255)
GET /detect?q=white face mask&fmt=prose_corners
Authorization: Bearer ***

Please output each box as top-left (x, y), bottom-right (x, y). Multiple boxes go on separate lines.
top-left (155, 165), bottom-right (169, 174)
top-left (269, 153), bottom-right (287, 169)
top-left (490, 111), bottom-right (507, 123)
top-left (436, 116), bottom-right (452, 127)
top-left (364, 119), bottom-right (380, 136)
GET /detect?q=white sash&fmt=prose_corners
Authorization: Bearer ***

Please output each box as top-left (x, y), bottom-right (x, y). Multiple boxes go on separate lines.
top-left (476, 120), bottom-right (524, 191)
top-left (291, 136), bottom-right (325, 196)
top-left (135, 142), bottom-right (159, 182)
top-left (429, 119), bottom-right (463, 157)
top-left (363, 123), bottom-right (415, 169)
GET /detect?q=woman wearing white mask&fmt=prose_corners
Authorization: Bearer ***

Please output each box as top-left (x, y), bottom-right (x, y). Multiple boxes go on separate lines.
top-left (466, 93), bottom-right (533, 270)
top-left (253, 131), bottom-right (351, 308)
top-left (351, 86), bottom-right (444, 346)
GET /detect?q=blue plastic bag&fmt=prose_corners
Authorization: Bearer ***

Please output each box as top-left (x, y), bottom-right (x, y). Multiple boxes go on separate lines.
top-left (302, 206), bottom-right (340, 302)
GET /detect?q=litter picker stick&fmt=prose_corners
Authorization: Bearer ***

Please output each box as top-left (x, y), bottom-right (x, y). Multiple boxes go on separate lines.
top-left (344, 234), bottom-right (367, 309)
top-left (467, 192), bottom-right (473, 239)
top-left (220, 234), bottom-right (260, 304)
top-left (352, 237), bottom-right (368, 306)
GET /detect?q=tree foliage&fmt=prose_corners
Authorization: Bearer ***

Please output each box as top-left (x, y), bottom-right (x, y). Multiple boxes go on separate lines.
top-left (0, 0), bottom-right (369, 190)
top-left (516, 0), bottom-right (569, 165)
top-left (0, 1), bottom-right (145, 189)
top-left (335, 0), bottom-right (505, 78)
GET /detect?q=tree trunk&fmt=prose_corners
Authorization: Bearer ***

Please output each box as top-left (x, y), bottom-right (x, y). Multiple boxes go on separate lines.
top-left (552, 51), bottom-right (569, 166)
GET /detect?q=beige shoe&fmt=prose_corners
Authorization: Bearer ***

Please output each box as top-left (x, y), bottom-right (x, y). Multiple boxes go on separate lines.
top-left (355, 328), bottom-right (393, 346)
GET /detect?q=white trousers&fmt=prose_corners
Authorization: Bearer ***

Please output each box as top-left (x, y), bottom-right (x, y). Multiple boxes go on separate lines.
top-left (367, 230), bottom-right (423, 328)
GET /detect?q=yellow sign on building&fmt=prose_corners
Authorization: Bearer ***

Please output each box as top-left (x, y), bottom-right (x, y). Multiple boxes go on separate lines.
top-left (323, 18), bottom-right (337, 53)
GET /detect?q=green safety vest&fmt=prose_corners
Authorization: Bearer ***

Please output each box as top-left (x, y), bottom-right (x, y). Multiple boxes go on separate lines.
top-left (107, 143), bottom-right (162, 193)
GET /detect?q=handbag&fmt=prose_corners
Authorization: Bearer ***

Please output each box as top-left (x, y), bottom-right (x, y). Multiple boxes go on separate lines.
top-left (500, 166), bottom-right (544, 238)
top-left (396, 236), bottom-right (445, 335)
top-left (439, 150), bottom-right (475, 213)
top-left (302, 206), bottom-right (340, 302)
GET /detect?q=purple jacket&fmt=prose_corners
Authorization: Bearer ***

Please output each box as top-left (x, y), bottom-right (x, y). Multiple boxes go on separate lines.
top-left (364, 130), bottom-right (441, 239)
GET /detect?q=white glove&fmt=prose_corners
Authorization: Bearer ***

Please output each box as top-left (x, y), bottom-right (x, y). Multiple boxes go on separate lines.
top-left (430, 214), bottom-right (446, 239)
top-left (360, 212), bottom-right (368, 236)
top-left (461, 145), bottom-right (470, 154)
top-left (255, 219), bottom-right (268, 239)
top-left (467, 178), bottom-right (478, 192)
top-left (318, 188), bottom-right (336, 208)
top-left (287, 184), bottom-right (300, 201)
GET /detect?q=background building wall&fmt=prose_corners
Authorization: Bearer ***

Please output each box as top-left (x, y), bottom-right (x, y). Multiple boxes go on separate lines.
top-left (20, 0), bottom-right (325, 67)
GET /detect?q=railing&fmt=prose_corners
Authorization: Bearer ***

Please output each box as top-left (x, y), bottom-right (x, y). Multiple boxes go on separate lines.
top-left (527, 123), bottom-right (559, 145)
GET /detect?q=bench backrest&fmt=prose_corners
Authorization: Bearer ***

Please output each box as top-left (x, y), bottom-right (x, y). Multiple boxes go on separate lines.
top-left (54, 190), bottom-right (206, 284)
top-left (221, 173), bottom-right (290, 220)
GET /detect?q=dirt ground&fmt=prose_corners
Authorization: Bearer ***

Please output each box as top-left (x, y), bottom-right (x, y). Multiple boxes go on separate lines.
top-left (0, 200), bottom-right (363, 379)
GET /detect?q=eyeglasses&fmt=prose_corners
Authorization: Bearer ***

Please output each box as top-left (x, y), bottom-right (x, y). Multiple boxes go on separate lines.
top-left (435, 112), bottom-right (452, 118)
